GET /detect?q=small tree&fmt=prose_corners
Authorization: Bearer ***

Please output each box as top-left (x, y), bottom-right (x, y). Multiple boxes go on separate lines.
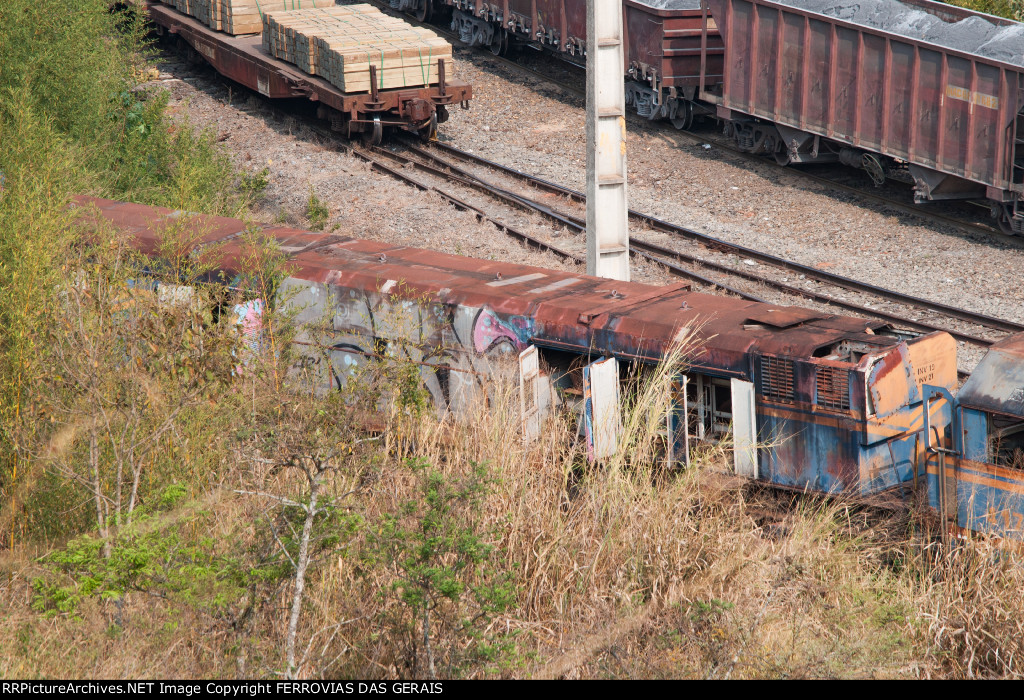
top-left (364, 458), bottom-right (517, 679)
top-left (240, 451), bottom-right (362, 680)
top-left (35, 221), bottom-right (241, 550)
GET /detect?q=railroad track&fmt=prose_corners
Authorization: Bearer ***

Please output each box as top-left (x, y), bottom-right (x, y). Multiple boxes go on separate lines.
top-left (328, 135), bottom-right (1014, 383)
top-left (488, 51), bottom-right (1021, 246)
top-left (385, 137), bottom-right (1024, 347)
top-left (362, 0), bottom-right (1021, 247)
top-left (152, 23), bottom-right (1022, 376)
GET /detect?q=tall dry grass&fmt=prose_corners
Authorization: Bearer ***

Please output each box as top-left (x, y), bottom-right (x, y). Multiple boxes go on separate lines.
top-left (6, 296), bottom-right (1024, 679)
top-left (6, 333), bottom-right (1024, 679)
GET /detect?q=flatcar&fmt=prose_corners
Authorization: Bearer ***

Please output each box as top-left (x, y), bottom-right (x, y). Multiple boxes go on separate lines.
top-left (76, 195), bottom-right (1024, 544)
top-left (144, 1), bottom-right (473, 142)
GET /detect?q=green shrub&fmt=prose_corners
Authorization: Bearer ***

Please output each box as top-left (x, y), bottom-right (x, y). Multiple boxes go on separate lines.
top-left (306, 187), bottom-right (330, 231)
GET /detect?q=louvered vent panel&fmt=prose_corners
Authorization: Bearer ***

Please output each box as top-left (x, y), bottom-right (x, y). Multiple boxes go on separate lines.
top-left (816, 366), bottom-right (850, 411)
top-left (760, 356), bottom-right (795, 404)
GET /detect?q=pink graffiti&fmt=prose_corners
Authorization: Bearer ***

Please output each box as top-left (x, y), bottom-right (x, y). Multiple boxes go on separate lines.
top-left (233, 298), bottom-right (264, 375)
top-left (473, 308), bottom-right (525, 354)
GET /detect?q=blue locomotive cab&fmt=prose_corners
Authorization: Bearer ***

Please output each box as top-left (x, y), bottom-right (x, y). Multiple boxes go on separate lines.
top-left (923, 334), bottom-right (1024, 540)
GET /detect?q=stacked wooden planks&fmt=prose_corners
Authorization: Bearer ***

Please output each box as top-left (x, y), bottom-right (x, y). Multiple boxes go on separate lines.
top-left (262, 4), bottom-right (453, 91)
top-left (161, 0), bottom-right (336, 36)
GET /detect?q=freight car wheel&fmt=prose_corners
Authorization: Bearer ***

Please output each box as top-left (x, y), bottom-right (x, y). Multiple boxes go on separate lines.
top-left (415, 0), bottom-right (432, 23)
top-left (861, 153), bottom-right (886, 187)
top-left (670, 100), bottom-right (694, 130)
top-left (995, 204), bottom-right (1019, 236)
top-left (361, 115), bottom-right (383, 146)
top-left (490, 30), bottom-right (509, 57)
top-left (419, 113), bottom-right (438, 142)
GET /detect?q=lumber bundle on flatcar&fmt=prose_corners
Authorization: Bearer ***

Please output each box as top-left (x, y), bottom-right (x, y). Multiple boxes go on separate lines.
top-left (160, 0), bottom-right (336, 35)
top-left (262, 4), bottom-right (453, 91)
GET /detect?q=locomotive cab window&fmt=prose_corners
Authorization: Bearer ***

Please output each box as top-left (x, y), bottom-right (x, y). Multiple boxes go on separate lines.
top-left (686, 374), bottom-right (733, 439)
top-left (990, 416), bottom-right (1024, 471)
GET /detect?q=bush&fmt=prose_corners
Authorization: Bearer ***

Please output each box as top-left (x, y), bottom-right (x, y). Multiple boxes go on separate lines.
top-left (0, 0), bottom-right (250, 548)
top-left (941, 0), bottom-right (1022, 19)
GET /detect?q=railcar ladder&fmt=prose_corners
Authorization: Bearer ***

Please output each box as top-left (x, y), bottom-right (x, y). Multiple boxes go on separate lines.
top-left (1014, 103), bottom-right (1024, 187)
top-left (1013, 77), bottom-right (1024, 188)
top-left (923, 387), bottom-right (959, 545)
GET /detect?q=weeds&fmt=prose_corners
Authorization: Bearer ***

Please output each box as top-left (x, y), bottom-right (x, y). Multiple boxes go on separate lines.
top-left (364, 458), bottom-right (517, 679)
top-left (306, 187), bottom-right (330, 231)
top-left (0, 0), bottom-right (249, 548)
top-left (240, 168), bottom-right (271, 203)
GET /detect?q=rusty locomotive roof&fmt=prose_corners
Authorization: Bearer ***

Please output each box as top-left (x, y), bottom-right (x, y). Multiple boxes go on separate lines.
top-left (76, 196), bottom-right (905, 370)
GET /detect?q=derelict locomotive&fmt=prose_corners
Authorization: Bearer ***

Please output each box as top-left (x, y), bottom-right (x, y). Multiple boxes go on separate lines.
top-left (76, 196), bottom-right (1024, 541)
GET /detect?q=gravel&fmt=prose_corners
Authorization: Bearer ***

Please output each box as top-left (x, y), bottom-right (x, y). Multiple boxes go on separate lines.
top-left (440, 47), bottom-right (1024, 373)
top-left (778, 0), bottom-right (1024, 66)
top-left (147, 19), bottom-right (1024, 373)
top-left (148, 56), bottom-right (590, 279)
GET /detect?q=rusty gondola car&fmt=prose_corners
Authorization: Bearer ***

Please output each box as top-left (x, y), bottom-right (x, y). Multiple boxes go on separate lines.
top-left (699, 0), bottom-right (1024, 234)
top-left (145, 1), bottom-right (472, 143)
top-left (79, 195), bottom-right (971, 505)
top-left (399, 0), bottom-right (1024, 232)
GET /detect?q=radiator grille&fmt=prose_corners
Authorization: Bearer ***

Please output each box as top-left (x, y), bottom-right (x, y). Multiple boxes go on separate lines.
top-left (816, 366), bottom-right (850, 411)
top-left (760, 356), bottom-right (795, 404)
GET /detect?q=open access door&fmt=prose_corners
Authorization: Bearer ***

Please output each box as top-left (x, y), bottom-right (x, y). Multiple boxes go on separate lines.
top-left (731, 378), bottom-right (758, 478)
top-left (666, 375), bottom-right (691, 467)
top-left (519, 345), bottom-right (543, 444)
top-left (922, 385), bottom-right (958, 541)
top-left (583, 356), bottom-right (621, 461)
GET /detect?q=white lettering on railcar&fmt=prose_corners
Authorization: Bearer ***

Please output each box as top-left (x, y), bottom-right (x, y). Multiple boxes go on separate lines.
top-left (945, 85), bottom-right (999, 110)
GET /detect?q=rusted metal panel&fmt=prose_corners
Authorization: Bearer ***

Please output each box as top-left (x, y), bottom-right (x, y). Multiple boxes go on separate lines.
top-left (941, 458), bottom-right (1024, 538)
top-left (867, 344), bottom-right (915, 418)
top-left (534, 0), bottom-right (581, 49)
top-left (705, 0), bottom-right (1024, 192)
top-left (76, 196), bottom-right (923, 376)
top-left (624, 0), bottom-right (724, 89)
top-left (744, 306), bottom-right (826, 328)
top-left (906, 331), bottom-right (958, 395)
top-left (921, 381), bottom-right (1024, 540)
top-left (759, 406), bottom-right (863, 492)
top-left (958, 333), bottom-right (1024, 418)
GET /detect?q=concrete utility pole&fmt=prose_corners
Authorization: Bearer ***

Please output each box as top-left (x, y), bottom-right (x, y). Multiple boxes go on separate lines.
top-left (586, 0), bottom-right (630, 281)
